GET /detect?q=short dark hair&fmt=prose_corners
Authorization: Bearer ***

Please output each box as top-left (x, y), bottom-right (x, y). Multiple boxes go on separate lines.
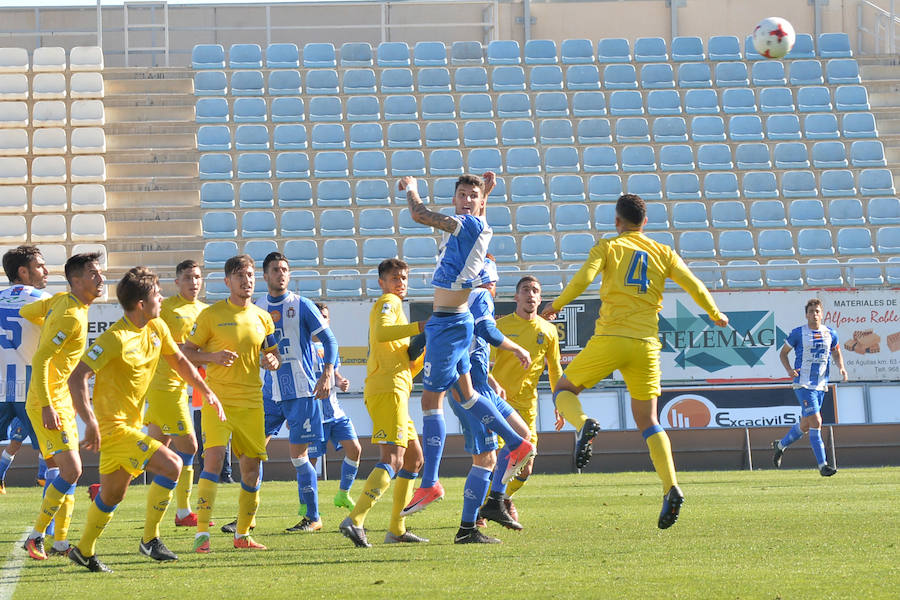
top-left (3, 245), bottom-right (42, 284)
top-left (314, 301), bottom-right (327, 314)
top-left (805, 298), bottom-right (823, 314)
top-left (615, 193), bottom-right (646, 226)
top-left (263, 251), bottom-right (288, 274)
top-left (224, 254), bottom-right (254, 277)
top-left (116, 266), bottom-right (158, 311)
top-left (65, 252), bottom-right (102, 283)
top-left (454, 173), bottom-right (486, 195)
top-left (515, 275), bottom-right (541, 294)
top-left (175, 259), bottom-right (199, 277)
top-left (378, 258), bottom-right (408, 279)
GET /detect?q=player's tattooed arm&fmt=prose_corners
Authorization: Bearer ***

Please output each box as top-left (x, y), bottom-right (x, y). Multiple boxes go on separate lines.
top-left (398, 175), bottom-right (458, 233)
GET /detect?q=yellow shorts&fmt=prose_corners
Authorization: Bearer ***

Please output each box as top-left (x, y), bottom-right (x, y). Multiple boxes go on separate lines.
top-left (26, 403), bottom-right (79, 459)
top-left (507, 398), bottom-right (539, 448)
top-left (144, 388), bottom-right (193, 437)
top-left (564, 335), bottom-right (662, 400)
top-left (98, 425), bottom-right (163, 476)
top-left (364, 390), bottom-right (418, 448)
top-left (201, 403), bottom-right (267, 461)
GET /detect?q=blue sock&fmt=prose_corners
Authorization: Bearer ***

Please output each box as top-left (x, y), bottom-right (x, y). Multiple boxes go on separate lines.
top-left (0, 450), bottom-right (13, 480)
top-left (491, 447), bottom-right (511, 494)
top-left (37, 456), bottom-right (47, 480)
top-left (421, 411), bottom-right (445, 488)
top-left (461, 465), bottom-right (492, 526)
top-left (298, 460), bottom-right (319, 521)
top-left (461, 393), bottom-right (523, 450)
top-left (43, 468), bottom-right (60, 537)
top-left (808, 428), bottom-right (827, 466)
top-left (780, 424), bottom-right (804, 448)
top-left (340, 456), bottom-right (359, 492)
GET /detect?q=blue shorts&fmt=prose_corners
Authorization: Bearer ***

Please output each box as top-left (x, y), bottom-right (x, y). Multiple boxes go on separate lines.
top-left (423, 311), bottom-right (473, 393)
top-left (308, 416), bottom-right (357, 458)
top-left (794, 387), bottom-right (825, 417)
top-left (449, 385), bottom-right (514, 456)
top-left (263, 396), bottom-right (324, 445)
top-left (0, 403), bottom-right (38, 450)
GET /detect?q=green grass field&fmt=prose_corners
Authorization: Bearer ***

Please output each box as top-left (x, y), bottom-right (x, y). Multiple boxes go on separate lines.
top-left (1, 468), bottom-right (897, 599)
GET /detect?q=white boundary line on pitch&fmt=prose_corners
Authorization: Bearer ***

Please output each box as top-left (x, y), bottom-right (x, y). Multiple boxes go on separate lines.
top-left (0, 528), bottom-right (30, 600)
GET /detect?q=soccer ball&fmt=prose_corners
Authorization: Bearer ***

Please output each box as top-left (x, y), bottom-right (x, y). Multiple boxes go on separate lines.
top-left (752, 17), bottom-right (796, 58)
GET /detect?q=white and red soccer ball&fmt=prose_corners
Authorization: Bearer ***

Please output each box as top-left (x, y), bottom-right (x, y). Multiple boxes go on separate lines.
top-left (752, 17), bottom-right (796, 59)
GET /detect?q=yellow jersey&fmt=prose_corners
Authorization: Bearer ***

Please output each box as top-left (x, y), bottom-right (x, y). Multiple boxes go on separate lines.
top-left (148, 294), bottom-right (208, 394)
top-left (492, 312), bottom-right (562, 408)
top-left (188, 298), bottom-right (276, 408)
top-left (81, 316), bottom-right (178, 435)
top-left (22, 292), bottom-right (89, 411)
top-left (553, 231), bottom-right (724, 342)
top-left (365, 293), bottom-right (420, 396)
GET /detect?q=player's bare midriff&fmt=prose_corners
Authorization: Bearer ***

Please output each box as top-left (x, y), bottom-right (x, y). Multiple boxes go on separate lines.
top-left (433, 287), bottom-right (471, 311)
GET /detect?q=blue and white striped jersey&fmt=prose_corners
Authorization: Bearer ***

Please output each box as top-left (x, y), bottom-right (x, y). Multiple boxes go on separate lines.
top-left (432, 214), bottom-right (493, 290)
top-left (255, 292), bottom-right (328, 402)
top-left (0, 285), bottom-right (51, 402)
top-left (786, 325), bottom-right (839, 391)
top-left (311, 340), bottom-right (344, 422)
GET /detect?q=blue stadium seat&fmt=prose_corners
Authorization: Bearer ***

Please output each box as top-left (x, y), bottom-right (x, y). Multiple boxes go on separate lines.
top-left (278, 180), bottom-right (313, 207)
top-left (686, 261), bottom-right (723, 289)
top-left (487, 40), bottom-right (521, 65)
top-left (483, 205), bottom-right (511, 234)
top-left (345, 96), bottom-right (378, 122)
top-left (266, 97), bottom-right (303, 123)
top-left (787, 33), bottom-right (816, 59)
top-left (418, 67), bottom-right (451, 93)
top-left (888, 257), bottom-right (900, 285)
top-left (325, 269), bottom-right (361, 298)
top-left (320, 209), bottom-right (356, 237)
top-left (672, 36), bottom-right (704, 61)
top-left (197, 125), bottom-right (231, 151)
top-left (609, 90), bottom-right (643, 116)
top-left (750, 200), bottom-right (787, 227)
top-left (521, 233), bottom-right (558, 262)
top-left (380, 68), bottom-right (414, 94)
top-left (267, 70), bottom-right (301, 95)
top-left (572, 91), bottom-right (606, 116)
top-left (848, 257), bottom-right (884, 286)
top-left (193, 44), bottom-right (225, 69)
top-left (589, 174), bottom-right (622, 201)
top-left (232, 97), bottom-right (266, 123)
top-left (578, 118), bottom-right (612, 144)
top-left (597, 38), bottom-right (630, 62)
top-left (283, 240), bottom-right (318, 267)
top-left (349, 123), bottom-right (383, 149)
top-left (869, 197), bottom-right (900, 224)
top-left (647, 232), bottom-right (674, 249)
top-left (559, 39), bottom-right (591, 64)
top-left (239, 181), bottom-right (273, 207)
top-left (202, 212), bottom-right (237, 239)
top-left (509, 175), bottom-right (546, 203)
top-left (199, 153), bottom-right (232, 180)
top-left (804, 113), bottom-right (839, 139)
top-left (697, 143), bottom-right (732, 169)
top-left (725, 260), bottom-right (763, 289)
top-left (594, 204), bottom-right (616, 230)
top-left (397, 208), bottom-right (430, 235)
top-left (486, 234), bottom-right (517, 262)
top-left (743, 172), bottom-right (778, 199)
top-left (534, 92), bottom-right (569, 117)
top-left (362, 238), bottom-right (398, 266)
top-left (842, 112), bottom-right (877, 138)
top-left (322, 239), bottom-right (359, 266)
top-left (704, 172), bottom-right (739, 199)
top-left (679, 231), bottom-right (715, 258)
top-left (425, 121), bottom-right (458, 147)
top-left (711, 201), bottom-right (747, 228)
top-left (341, 69), bottom-right (376, 95)
top-left (383, 95), bottom-right (417, 120)
top-left (859, 168), bottom-right (896, 196)
top-left (501, 120), bottom-right (536, 146)
top-left (554, 203), bottom-right (590, 230)
top-left (515, 204), bottom-right (551, 232)
top-left (751, 61), bottom-right (786, 86)
top-left (495, 92), bottom-right (530, 118)
top-left (718, 230), bottom-right (755, 258)
top-left (781, 170), bottom-right (817, 198)
top-left (559, 233), bottom-right (594, 261)
top-left (652, 116), bottom-right (688, 142)
top-left (818, 33), bottom-right (852, 58)
top-left (641, 63), bottom-right (674, 89)
top-left (657, 144), bottom-right (693, 172)
top-left (377, 42), bottom-right (410, 67)
top-left (743, 35), bottom-right (763, 61)
top-left (204, 241), bottom-right (238, 269)
top-left (821, 169), bottom-right (857, 197)
top-left (798, 229), bottom-right (834, 255)
top-left (765, 259), bottom-right (803, 287)
top-left (722, 88), bottom-right (757, 114)
top-left (797, 86), bottom-right (832, 112)
top-left (231, 70), bottom-right (264, 96)
top-left (455, 67), bottom-right (489, 92)
top-left (200, 182), bottom-right (234, 208)
top-left (672, 201), bottom-right (708, 229)
top-left (280, 209), bottom-right (315, 237)
top-left (647, 89), bottom-right (682, 115)
top-left (837, 227), bottom-right (874, 255)
top-left (467, 147), bottom-right (502, 174)
top-left (684, 88), bottom-right (719, 115)
top-left (387, 122), bottom-right (422, 148)
top-left (196, 97), bottom-right (228, 123)
top-left (459, 93), bottom-right (493, 119)
top-left (194, 71), bottom-right (227, 96)
top-left (626, 173), bottom-right (662, 200)
top-left (463, 121), bottom-right (498, 146)
top-left (565, 64), bottom-right (601, 90)
top-left (735, 142), bottom-right (770, 169)
top-left (340, 42), bottom-right (372, 67)
top-left (303, 43), bottom-right (336, 68)
top-left (352, 150), bottom-right (387, 177)
top-left (715, 62), bottom-right (749, 87)
top-left (310, 123), bottom-right (345, 150)
top-left (708, 36), bottom-right (741, 61)
top-left (615, 117), bottom-right (650, 143)
top-left (316, 180), bottom-right (352, 207)
top-left (263, 43), bottom-right (299, 69)
top-left (835, 85), bottom-right (869, 111)
top-left (634, 37), bottom-right (667, 62)
top-left (421, 94), bottom-right (455, 120)
top-left (876, 226), bottom-right (900, 254)
top-left (826, 59), bottom-right (860, 84)
top-left (429, 149), bottom-right (464, 175)
top-left (413, 41), bottom-right (446, 67)
top-left (691, 115), bottom-right (726, 142)
top-left (530, 65), bottom-right (564, 90)
top-left (805, 258), bottom-right (843, 286)
top-left (677, 62), bottom-right (711, 88)
top-left (354, 179), bottom-right (390, 206)
top-left (620, 145), bottom-right (655, 172)
top-left (759, 87), bottom-right (794, 113)
top-left (603, 64), bottom-right (637, 89)
top-left (506, 147), bottom-right (542, 174)
top-left (582, 145), bottom-right (618, 173)
top-left (230, 44), bottom-right (262, 69)
top-left (403, 237), bottom-right (438, 264)
top-left (450, 41), bottom-right (484, 65)
top-left (789, 60), bottom-right (824, 85)
top-left (312, 151), bottom-right (346, 178)
top-left (306, 96), bottom-right (345, 122)
top-left (766, 114), bottom-right (801, 140)
top-left (665, 172), bottom-right (701, 200)
top-left (241, 210), bottom-right (276, 238)
top-left (850, 140), bottom-right (886, 167)
top-left (645, 203), bottom-right (669, 230)
top-left (547, 175), bottom-right (586, 203)
top-left (773, 142), bottom-right (809, 169)
top-left (275, 152), bottom-right (311, 178)
top-left (790, 199), bottom-right (826, 226)
top-left (829, 198), bottom-right (865, 226)
top-left (237, 153), bottom-right (271, 179)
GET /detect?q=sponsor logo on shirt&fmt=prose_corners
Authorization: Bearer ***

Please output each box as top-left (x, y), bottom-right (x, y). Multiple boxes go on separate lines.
top-left (190, 323), bottom-right (198, 335)
top-left (270, 309), bottom-right (282, 323)
top-left (381, 302), bottom-right (391, 314)
top-left (536, 332), bottom-right (544, 345)
top-left (87, 344), bottom-right (103, 360)
top-left (217, 322), bottom-right (237, 327)
top-left (51, 330), bottom-right (68, 346)
top-left (151, 332), bottom-right (161, 347)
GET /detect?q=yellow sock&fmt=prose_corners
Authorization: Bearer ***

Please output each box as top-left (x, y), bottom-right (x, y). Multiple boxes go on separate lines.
top-left (143, 478), bottom-right (176, 543)
top-left (389, 472), bottom-right (416, 536)
top-left (175, 465), bottom-right (194, 511)
top-left (77, 497), bottom-right (115, 557)
top-left (555, 390), bottom-right (587, 432)
top-left (54, 493), bottom-right (74, 542)
top-left (645, 429), bottom-right (678, 493)
top-left (195, 476), bottom-right (218, 534)
top-left (34, 479), bottom-right (69, 534)
top-left (236, 486), bottom-right (259, 536)
top-left (349, 466), bottom-right (392, 527)
top-left (505, 476), bottom-right (528, 498)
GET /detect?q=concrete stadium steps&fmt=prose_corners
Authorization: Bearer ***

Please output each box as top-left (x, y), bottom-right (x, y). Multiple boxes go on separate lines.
top-left (107, 133), bottom-right (196, 151)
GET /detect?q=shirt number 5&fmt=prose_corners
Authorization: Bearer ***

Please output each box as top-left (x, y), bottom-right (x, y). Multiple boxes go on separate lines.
top-left (624, 250), bottom-right (649, 294)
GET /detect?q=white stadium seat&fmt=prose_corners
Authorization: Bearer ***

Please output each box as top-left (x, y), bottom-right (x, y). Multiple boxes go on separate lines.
top-left (0, 185), bottom-right (26, 212)
top-left (36, 244), bottom-right (66, 269)
top-left (30, 185), bottom-right (68, 212)
top-left (0, 215), bottom-right (26, 242)
top-left (70, 127), bottom-right (105, 154)
top-left (70, 100), bottom-right (104, 126)
top-left (69, 46), bottom-right (104, 72)
top-left (31, 156), bottom-right (67, 183)
top-left (0, 48), bottom-right (28, 72)
top-left (0, 74), bottom-right (28, 99)
top-left (31, 128), bottom-right (66, 154)
top-left (32, 47), bottom-right (66, 72)
top-left (0, 128), bottom-right (27, 155)
top-left (71, 184), bottom-right (106, 211)
top-left (0, 157), bottom-right (27, 183)
top-left (69, 72), bottom-right (104, 98)
top-left (30, 214), bottom-right (67, 242)
top-left (31, 73), bottom-right (66, 99)
top-left (70, 213), bottom-right (106, 241)
top-left (32, 100), bottom-right (67, 127)
top-left (70, 155), bottom-right (105, 182)
top-left (0, 102), bottom-right (28, 127)
top-left (72, 243), bottom-right (107, 266)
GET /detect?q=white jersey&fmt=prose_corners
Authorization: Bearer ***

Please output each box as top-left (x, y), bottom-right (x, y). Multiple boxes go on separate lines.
top-left (432, 214), bottom-right (493, 290)
top-left (255, 292), bottom-right (328, 402)
top-left (312, 340), bottom-right (345, 422)
top-left (0, 284), bottom-right (51, 402)
top-left (786, 325), bottom-right (839, 391)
